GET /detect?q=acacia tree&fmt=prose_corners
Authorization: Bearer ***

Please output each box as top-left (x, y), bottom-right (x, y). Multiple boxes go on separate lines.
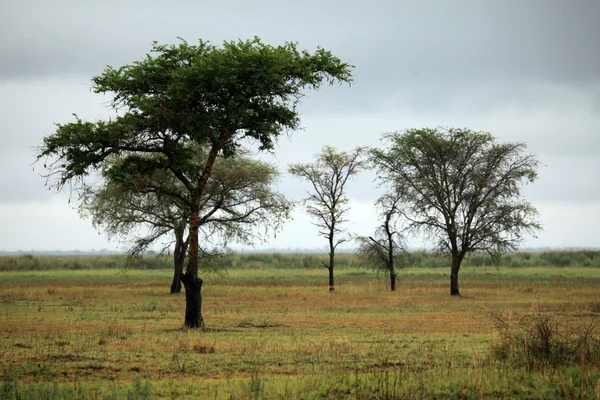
top-left (356, 186), bottom-right (406, 291)
top-left (289, 146), bottom-right (365, 291)
top-left (80, 152), bottom-right (291, 294)
top-left (36, 38), bottom-right (353, 327)
top-left (370, 128), bottom-right (541, 296)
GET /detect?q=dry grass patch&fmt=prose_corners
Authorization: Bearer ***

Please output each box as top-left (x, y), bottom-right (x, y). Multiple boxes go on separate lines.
top-left (1, 266), bottom-right (599, 398)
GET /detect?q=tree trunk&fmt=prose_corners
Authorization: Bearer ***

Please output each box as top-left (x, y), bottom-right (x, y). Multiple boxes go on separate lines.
top-left (170, 263), bottom-right (182, 294)
top-left (328, 265), bottom-right (334, 291)
top-left (184, 202), bottom-right (202, 327)
top-left (182, 126), bottom-right (229, 327)
top-left (170, 224), bottom-right (187, 294)
top-left (170, 240), bottom-right (187, 294)
top-left (328, 236), bottom-right (335, 292)
top-left (181, 272), bottom-right (203, 328)
top-left (450, 254), bottom-right (462, 296)
top-left (387, 236), bottom-right (395, 291)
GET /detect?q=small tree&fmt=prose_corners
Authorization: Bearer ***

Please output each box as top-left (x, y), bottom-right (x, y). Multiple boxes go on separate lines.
top-left (37, 38), bottom-right (353, 327)
top-left (370, 128), bottom-right (541, 296)
top-left (356, 186), bottom-right (406, 291)
top-left (80, 152), bottom-right (291, 294)
top-left (289, 146), bottom-right (365, 291)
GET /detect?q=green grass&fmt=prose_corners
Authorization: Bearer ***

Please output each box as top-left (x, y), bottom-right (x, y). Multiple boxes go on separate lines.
top-left (1, 265), bottom-right (599, 399)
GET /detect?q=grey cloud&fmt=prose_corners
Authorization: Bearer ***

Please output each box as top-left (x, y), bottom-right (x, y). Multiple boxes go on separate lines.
top-left (350, 0), bottom-right (600, 85)
top-left (523, 155), bottom-right (600, 203)
top-left (3, 0), bottom-right (599, 141)
top-left (1, 0), bottom-right (599, 250)
top-left (2, 0), bottom-right (599, 88)
top-left (0, 151), bottom-right (53, 201)
top-left (0, 78), bottom-right (111, 167)
top-left (259, 109), bottom-right (600, 206)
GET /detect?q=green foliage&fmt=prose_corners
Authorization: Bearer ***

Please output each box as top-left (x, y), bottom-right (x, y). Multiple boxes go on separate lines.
top-left (80, 152), bottom-right (292, 256)
top-left (37, 38), bottom-right (353, 189)
top-left (370, 127), bottom-right (541, 257)
top-left (370, 127), bottom-right (542, 295)
top-left (36, 37), bottom-right (352, 286)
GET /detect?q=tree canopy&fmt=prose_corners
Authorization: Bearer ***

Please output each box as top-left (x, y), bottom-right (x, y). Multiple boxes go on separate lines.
top-left (38, 38), bottom-right (353, 189)
top-left (370, 127), bottom-right (541, 295)
top-left (37, 37), bottom-right (353, 327)
top-left (80, 151), bottom-right (291, 293)
top-left (82, 152), bottom-right (290, 254)
top-left (356, 186), bottom-right (406, 291)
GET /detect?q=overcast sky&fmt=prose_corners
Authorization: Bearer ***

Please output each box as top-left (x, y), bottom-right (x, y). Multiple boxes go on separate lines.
top-left (1, 0), bottom-right (598, 252)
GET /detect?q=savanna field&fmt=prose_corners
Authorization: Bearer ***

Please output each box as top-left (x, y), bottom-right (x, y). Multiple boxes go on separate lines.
top-left (1, 252), bottom-right (600, 399)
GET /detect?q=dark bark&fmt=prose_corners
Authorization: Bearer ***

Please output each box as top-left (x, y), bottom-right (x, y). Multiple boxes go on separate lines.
top-left (183, 127), bottom-right (229, 327)
top-left (450, 253), bottom-right (463, 296)
top-left (170, 224), bottom-right (189, 294)
top-left (328, 233), bottom-right (335, 292)
top-left (387, 219), bottom-right (395, 292)
top-left (379, 211), bottom-right (398, 292)
top-left (368, 233), bottom-right (399, 292)
top-left (187, 202), bottom-right (201, 277)
top-left (181, 272), bottom-right (203, 328)
top-left (184, 202), bottom-right (202, 327)
top-left (170, 265), bottom-right (182, 294)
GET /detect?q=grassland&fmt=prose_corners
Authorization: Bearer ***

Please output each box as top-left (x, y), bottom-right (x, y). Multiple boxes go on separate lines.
top-left (1, 259), bottom-right (599, 399)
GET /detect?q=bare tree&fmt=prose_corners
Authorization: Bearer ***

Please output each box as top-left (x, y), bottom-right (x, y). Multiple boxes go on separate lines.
top-left (356, 185), bottom-right (406, 291)
top-left (289, 146), bottom-right (365, 291)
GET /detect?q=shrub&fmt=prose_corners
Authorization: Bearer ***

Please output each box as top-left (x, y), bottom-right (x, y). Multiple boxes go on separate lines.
top-left (489, 306), bottom-right (600, 370)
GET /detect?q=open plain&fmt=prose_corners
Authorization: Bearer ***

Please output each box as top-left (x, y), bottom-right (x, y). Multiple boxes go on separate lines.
top-left (1, 254), bottom-right (599, 399)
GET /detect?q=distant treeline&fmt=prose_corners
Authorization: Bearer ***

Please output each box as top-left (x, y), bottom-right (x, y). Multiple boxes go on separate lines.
top-left (0, 250), bottom-right (599, 271)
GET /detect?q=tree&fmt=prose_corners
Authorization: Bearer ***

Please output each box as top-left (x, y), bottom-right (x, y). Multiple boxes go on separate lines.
top-left (80, 151), bottom-right (291, 294)
top-left (356, 186), bottom-right (406, 291)
top-left (289, 146), bottom-right (365, 291)
top-left (36, 38), bottom-right (353, 327)
top-left (370, 128), bottom-right (541, 296)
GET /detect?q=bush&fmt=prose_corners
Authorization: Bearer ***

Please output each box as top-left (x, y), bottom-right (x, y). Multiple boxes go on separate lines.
top-left (489, 306), bottom-right (600, 370)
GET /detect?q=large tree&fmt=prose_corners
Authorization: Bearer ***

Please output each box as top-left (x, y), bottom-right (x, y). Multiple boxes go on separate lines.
top-left (80, 151), bottom-right (291, 294)
top-left (356, 186), bottom-right (406, 291)
top-left (370, 128), bottom-right (541, 296)
top-left (289, 146), bottom-right (365, 291)
top-left (36, 38), bottom-right (353, 327)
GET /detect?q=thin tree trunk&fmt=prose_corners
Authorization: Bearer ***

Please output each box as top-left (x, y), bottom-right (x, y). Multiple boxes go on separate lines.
top-left (170, 239), bottom-right (188, 294)
top-left (328, 236), bottom-right (335, 292)
top-left (170, 224), bottom-right (187, 294)
top-left (170, 257), bottom-right (183, 294)
top-left (450, 253), bottom-right (462, 296)
top-left (387, 226), bottom-right (395, 291)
